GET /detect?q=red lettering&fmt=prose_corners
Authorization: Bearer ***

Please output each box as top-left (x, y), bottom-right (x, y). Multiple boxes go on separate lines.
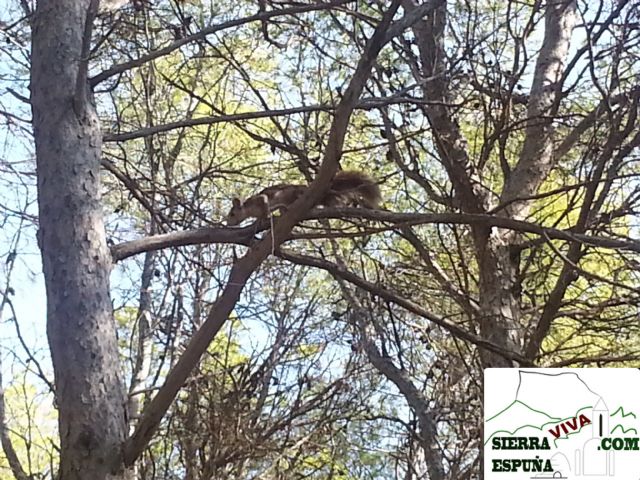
top-left (548, 425), bottom-right (561, 438)
top-left (548, 416), bottom-right (590, 439)
top-left (579, 414), bottom-right (591, 427)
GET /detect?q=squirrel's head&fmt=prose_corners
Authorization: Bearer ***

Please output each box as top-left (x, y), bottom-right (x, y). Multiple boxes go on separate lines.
top-left (226, 197), bottom-right (244, 226)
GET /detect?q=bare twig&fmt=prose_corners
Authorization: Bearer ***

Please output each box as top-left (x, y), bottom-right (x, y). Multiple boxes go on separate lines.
top-left (90, 1), bottom-right (353, 86)
top-left (278, 249), bottom-right (531, 365)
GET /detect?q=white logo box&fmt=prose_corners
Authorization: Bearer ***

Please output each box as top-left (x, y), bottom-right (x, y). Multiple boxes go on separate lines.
top-left (484, 368), bottom-right (640, 479)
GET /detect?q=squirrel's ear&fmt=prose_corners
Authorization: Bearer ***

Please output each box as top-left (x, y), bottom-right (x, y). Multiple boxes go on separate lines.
top-left (232, 197), bottom-right (242, 208)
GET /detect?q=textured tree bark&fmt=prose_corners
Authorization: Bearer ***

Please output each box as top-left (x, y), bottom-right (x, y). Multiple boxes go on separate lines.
top-left (404, 0), bottom-right (488, 214)
top-left (31, 1), bottom-right (128, 478)
top-left (406, 0), bottom-right (519, 367)
top-left (475, 229), bottom-right (522, 367)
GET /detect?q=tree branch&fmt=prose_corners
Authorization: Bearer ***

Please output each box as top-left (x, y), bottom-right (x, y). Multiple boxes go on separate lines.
top-left (403, 0), bottom-right (487, 213)
top-left (103, 94), bottom-right (456, 143)
top-left (103, 105), bottom-right (330, 142)
top-left (0, 368), bottom-right (30, 480)
top-left (499, 0), bottom-right (577, 217)
top-left (111, 209), bottom-right (640, 263)
top-left (278, 249), bottom-right (531, 365)
top-left (351, 306), bottom-right (446, 480)
top-left (90, 0), bottom-right (353, 86)
top-left (555, 86), bottom-right (640, 160)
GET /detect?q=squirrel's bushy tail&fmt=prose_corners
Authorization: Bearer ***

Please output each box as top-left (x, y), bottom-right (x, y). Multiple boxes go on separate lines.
top-left (330, 170), bottom-right (381, 209)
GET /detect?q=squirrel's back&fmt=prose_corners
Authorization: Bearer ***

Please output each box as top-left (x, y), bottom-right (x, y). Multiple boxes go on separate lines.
top-left (325, 170), bottom-right (381, 209)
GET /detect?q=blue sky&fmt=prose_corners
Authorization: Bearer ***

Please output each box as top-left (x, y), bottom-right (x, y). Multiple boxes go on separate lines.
top-left (1, 0), bottom-right (49, 382)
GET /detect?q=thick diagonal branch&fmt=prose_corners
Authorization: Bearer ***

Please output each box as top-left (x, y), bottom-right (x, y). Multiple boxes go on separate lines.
top-left (500, 0), bottom-right (577, 218)
top-left (403, 0), bottom-right (487, 213)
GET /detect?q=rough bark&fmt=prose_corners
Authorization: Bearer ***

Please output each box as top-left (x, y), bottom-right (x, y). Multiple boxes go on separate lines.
top-left (31, 1), bottom-right (128, 478)
top-left (405, 0), bottom-right (516, 367)
top-left (474, 230), bottom-right (523, 367)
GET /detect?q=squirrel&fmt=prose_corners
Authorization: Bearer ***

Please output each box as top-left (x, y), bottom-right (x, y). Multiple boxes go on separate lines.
top-left (225, 170), bottom-right (381, 226)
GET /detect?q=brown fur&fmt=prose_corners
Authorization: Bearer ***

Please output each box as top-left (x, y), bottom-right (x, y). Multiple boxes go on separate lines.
top-left (225, 170), bottom-right (381, 225)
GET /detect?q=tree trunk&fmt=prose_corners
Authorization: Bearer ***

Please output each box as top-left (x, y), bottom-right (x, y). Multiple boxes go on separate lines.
top-left (407, 0), bottom-right (577, 367)
top-left (479, 0), bottom-right (577, 367)
top-left (31, 1), bottom-right (128, 478)
top-left (475, 229), bottom-right (522, 367)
